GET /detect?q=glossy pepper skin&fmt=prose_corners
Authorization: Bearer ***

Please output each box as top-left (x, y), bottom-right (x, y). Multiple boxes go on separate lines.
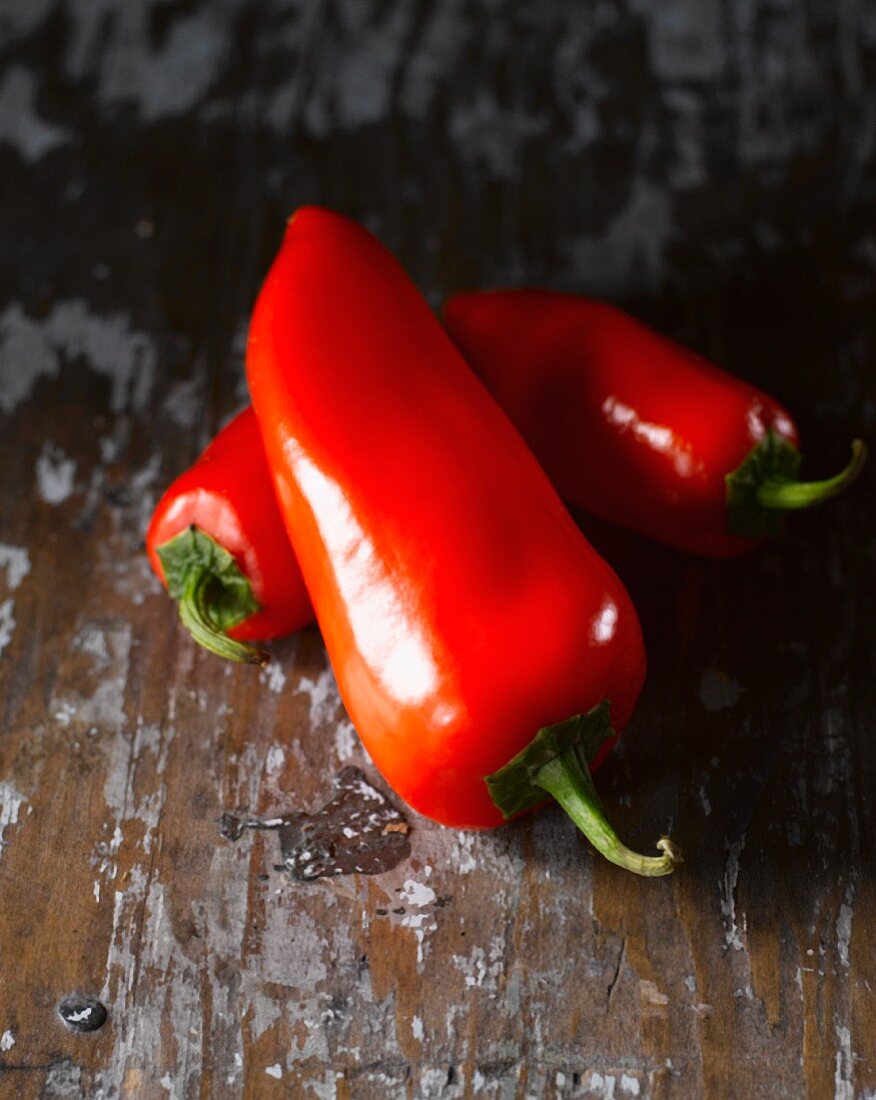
top-left (445, 291), bottom-right (866, 557)
top-left (147, 408), bottom-right (313, 663)
top-left (247, 208), bottom-right (678, 875)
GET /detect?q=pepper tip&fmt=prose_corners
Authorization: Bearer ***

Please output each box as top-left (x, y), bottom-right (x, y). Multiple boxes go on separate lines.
top-left (657, 836), bottom-right (683, 866)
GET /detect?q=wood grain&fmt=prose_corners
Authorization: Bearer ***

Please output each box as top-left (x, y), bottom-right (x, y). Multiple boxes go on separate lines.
top-left (0, 1), bottom-right (874, 1097)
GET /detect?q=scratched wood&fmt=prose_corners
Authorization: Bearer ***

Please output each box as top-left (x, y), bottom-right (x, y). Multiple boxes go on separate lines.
top-left (1, 1), bottom-right (875, 1097)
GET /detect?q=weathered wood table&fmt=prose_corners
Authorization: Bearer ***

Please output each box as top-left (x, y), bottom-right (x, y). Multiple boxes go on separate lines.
top-left (1, 2), bottom-right (874, 1097)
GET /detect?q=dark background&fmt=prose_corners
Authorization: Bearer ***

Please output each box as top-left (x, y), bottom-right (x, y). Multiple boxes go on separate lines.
top-left (0, 2), bottom-right (874, 1097)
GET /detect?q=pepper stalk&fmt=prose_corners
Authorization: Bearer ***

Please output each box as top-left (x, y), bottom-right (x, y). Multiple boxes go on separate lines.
top-left (156, 525), bottom-right (269, 665)
top-left (486, 702), bottom-right (681, 877)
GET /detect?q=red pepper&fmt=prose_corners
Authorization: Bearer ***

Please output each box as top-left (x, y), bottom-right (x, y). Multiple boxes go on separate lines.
top-left (444, 291), bottom-right (866, 557)
top-left (146, 408), bottom-right (313, 664)
top-left (247, 207), bottom-right (679, 876)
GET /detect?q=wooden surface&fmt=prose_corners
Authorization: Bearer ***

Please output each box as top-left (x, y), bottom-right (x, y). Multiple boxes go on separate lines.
top-left (1, 1), bottom-right (875, 1097)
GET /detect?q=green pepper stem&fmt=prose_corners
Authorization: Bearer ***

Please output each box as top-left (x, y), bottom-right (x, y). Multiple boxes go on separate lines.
top-left (535, 745), bottom-right (681, 877)
top-left (757, 439), bottom-right (867, 510)
top-left (178, 567), bottom-right (269, 666)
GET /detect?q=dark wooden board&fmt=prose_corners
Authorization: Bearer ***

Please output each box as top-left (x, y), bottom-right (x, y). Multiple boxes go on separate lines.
top-left (0, 1), bottom-right (874, 1097)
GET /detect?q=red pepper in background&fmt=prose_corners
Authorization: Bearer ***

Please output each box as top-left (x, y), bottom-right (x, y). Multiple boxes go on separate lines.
top-left (247, 207), bottom-right (679, 876)
top-left (149, 283), bottom-right (865, 665)
top-left (444, 291), bottom-right (866, 557)
top-left (146, 408), bottom-right (313, 664)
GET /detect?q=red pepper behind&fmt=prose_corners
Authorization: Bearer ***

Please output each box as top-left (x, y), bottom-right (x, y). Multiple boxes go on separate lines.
top-left (445, 291), bottom-right (866, 557)
top-left (247, 208), bottom-right (679, 876)
top-left (146, 408), bottom-right (313, 664)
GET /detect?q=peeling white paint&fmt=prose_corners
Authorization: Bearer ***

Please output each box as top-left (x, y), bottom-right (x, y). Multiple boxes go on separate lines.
top-left (260, 907), bottom-right (328, 992)
top-left (297, 664), bottom-right (340, 727)
top-left (642, 0), bottom-right (723, 82)
top-left (161, 376), bottom-right (203, 430)
top-left (400, 908), bottom-right (438, 969)
top-left (36, 442), bottom-right (76, 504)
top-left (265, 745), bottom-right (286, 773)
top-left (449, 832), bottom-right (478, 875)
top-left (836, 898), bottom-right (854, 969)
top-left (0, 782), bottom-right (27, 859)
top-left (0, 303), bottom-right (59, 414)
top-left (817, 706), bottom-right (851, 797)
top-left (0, 1029), bottom-right (15, 1051)
top-left (66, 0), bottom-right (232, 122)
top-left (0, 545), bottom-right (30, 659)
top-left (299, 6), bottom-right (416, 137)
top-left (452, 937), bottom-right (505, 993)
top-left (449, 91), bottom-right (549, 180)
top-left (0, 299), bottom-right (156, 415)
top-left (400, 5), bottom-right (471, 120)
top-left (261, 661), bottom-right (287, 695)
top-left (0, 545), bottom-right (30, 591)
top-left (444, 828), bottom-right (524, 881)
top-left (834, 1023), bottom-right (854, 1100)
top-left (411, 1015), bottom-right (424, 1040)
top-left (265, 1064), bottom-right (283, 1079)
top-left (53, 702), bottom-right (77, 728)
top-left (586, 1071), bottom-right (617, 1098)
top-left (569, 180), bottom-right (673, 294)
top-left (720, 838), bottom-right (747, 951)
top-left (53, 622), bottom-right (132, 737)
top-left (334, 719), bottom-right (357, 761)
top-left (94, 717), bottom-right (167, 894)
top-left (400, 879), bottom-right (436, 908)
top-left (0, 598), bottom-right (15, 657)
top-left (303, 1073), bottom-right (342, 1100)
top-left (202, 845), bottom-right (250, 1071)
top-left (92, 823), bottom-right (124, 885)
top-left (105, 721), bottom-right (166, 819)
top-left (0, 65), bottom-right (72, 161)
top-left (102, 870), bottom-right (203, 1091)
top-left (243, 987), bottom-right (282, 1045)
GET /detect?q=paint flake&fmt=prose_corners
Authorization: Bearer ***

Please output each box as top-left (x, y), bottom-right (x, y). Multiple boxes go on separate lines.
top-left (0, 782), bottom-right (27, 857)
top-left (0, 598), bottom-right (15, 656)
top-left (297, 664), bottom-right (339, 726)
top-left (0, 545), bottom-right (31, 590)
top-left (400, 880), bottom-right (436, 908)
top-left (835, 1023), bottom-right (854, 1100)
top-left (261, 662), bottom-right (287, 695)
top-left (0, 66), bottom-right (72, 161)
top-left (837, 889), bottom-right (855, 968)
top-left (0, 299), bottom-right (156, 415)
top-left (720, 838), bottom-right (747, 951)
top-left (36, 442), bottom-right (76, 503)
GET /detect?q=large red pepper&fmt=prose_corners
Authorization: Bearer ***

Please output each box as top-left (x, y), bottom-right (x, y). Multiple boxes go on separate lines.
top-left (444, 291), bottom-right (866, 557)
top-left (146, 408), bottom-right (313, 664)
top-left (247, 207), bottom-right (679, 875)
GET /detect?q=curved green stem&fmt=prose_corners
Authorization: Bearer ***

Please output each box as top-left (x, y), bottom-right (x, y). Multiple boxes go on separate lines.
top-left (178, 567), bottom-right (269, 666)
top-left (535, 745), bottom-right (682, 877)
top-left (757, 439), bottom-right (867, 510)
